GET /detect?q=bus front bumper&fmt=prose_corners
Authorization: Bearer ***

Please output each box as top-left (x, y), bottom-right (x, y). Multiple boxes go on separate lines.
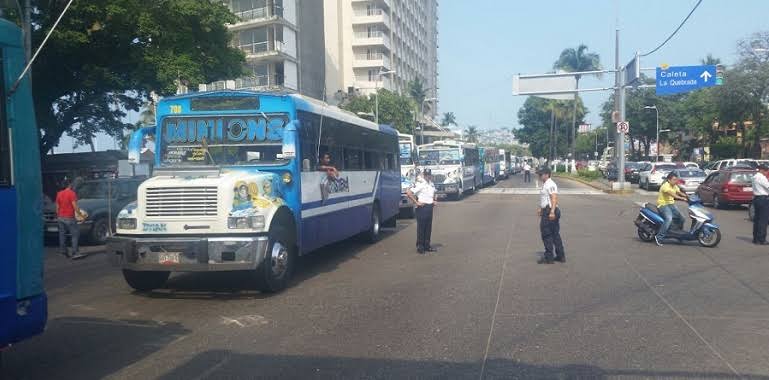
top-left (435, 182), bottom-right (461, 195)
top-left (107, 235), bottom-right (269, 271)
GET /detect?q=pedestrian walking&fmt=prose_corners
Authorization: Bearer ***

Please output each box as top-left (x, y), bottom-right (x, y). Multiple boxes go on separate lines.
top-left (56, 179), bottom-right (86, 260)
top-left (523, 162), bottom-right (532, 183)
top-left (537, 167), bottom-right (565, 264)
top-left (407, 169), bottom-right (437, 254)
top-left (752, 164), bottom-right (769, 245)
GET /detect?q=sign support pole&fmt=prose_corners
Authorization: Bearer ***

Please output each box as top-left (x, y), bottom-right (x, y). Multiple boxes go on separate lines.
top-left (614, 29), bottom-right (627, 188)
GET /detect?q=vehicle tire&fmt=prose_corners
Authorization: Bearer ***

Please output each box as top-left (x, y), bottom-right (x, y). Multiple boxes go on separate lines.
top-left (89, 218), bottom-right (111, 245)
top-left (364, 204), bottom-right (382, 243)
top-left (640, 179), bottom-right (646, 190)
top-left (122, 269), bottom-right (170, 292)
top-left (255, 226), bottom-right (296, 293)
top-left (637, 226), bottom-right (655, 242)
top-left (713, 194), bottom-right (724, 209)
top-left (697, 228), bottom-right (722, 248)
top-left (450, 189), bottom-right (463, 201)
top-left (749, 202), bottom-right (755, 221)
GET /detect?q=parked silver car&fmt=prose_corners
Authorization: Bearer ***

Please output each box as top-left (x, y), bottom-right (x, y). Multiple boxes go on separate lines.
top-left (672, 168), bottom-right (707, 194)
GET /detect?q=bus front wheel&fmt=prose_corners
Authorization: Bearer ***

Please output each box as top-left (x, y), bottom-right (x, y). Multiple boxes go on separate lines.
top-left (122, 269), bottom-right (169, 292)
top-left (256, 226), bottom-right (296, 293)
top-left (365, 205), bottom-right (382, 243)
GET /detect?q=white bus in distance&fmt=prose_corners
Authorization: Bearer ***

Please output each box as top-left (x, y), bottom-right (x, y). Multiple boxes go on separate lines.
top-left (417, 140), bottom-right (481, 200)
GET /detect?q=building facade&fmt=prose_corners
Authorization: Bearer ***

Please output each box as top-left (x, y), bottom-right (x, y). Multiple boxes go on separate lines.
top-left (203, 0), bottom-right (325, 99)
top-left (324, 0), bottom-right (439, 112)
top-left (203, 0), bottom-right (439, 110)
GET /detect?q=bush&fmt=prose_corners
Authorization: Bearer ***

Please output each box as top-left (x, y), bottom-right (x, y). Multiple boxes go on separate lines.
top-left (556, 164), bottom-right (568, 172)
top-left (577, 169), bottom-right (602, 181)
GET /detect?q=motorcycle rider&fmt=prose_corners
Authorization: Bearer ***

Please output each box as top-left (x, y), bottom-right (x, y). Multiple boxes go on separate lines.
top-left (655, 172), bottom-right (689, 246)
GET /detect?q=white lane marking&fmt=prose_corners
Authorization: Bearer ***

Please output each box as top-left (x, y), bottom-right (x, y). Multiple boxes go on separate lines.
top-left (190, 352), bottom-right (231, 380)
top-left (477, 188), bottom-right (605, 195)
top-left (623, 255), bottom-right (741, 377)
top-left (479, 232), bottom-right (514, 380)
top-left (220, 315), bottom-right (269, 328)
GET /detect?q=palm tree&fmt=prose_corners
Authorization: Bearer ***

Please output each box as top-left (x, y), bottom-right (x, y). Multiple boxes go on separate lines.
top-left (408, 78), bottom-right (427, 106)
top-left (701, 54), bottom-right (722, 66)
top-left (553, 44), bottom-right (601, 169)
top-left (464, 126), bottom-right (480, 143)
top-left (440, 112), bottom-right (457, 127)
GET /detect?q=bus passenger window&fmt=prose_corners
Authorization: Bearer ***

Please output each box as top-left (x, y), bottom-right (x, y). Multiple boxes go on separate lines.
top-left (344, 148), bottom-right (362, 170)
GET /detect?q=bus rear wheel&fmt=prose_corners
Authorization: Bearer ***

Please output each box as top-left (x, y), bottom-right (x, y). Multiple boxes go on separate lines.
top-left (122, 269), bottom-right (169, 292)
top-left (256, 226), bottom-right (296, 293)
top-left (365, 205), bottom-right (382, 243)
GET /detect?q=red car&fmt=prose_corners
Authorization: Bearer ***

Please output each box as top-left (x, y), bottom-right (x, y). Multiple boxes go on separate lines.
top-left (695, 169), bottom-right (755, 209)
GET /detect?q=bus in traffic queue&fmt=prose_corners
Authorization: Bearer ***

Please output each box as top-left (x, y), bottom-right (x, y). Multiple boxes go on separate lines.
top-left (417, 140), bottom-right (481, 200)
top-left (108, 91), bottom-right (401, 293)
top-left (498, 148), bottom-right (510, 180)
top-left (0, 19), bottom-right (47, 352)
top-left (397, 133), bottom-right (417, 218)
top-left (479, 147), bottom-right (500, 186)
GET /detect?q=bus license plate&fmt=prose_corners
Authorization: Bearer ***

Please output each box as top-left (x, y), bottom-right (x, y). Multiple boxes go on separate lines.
top-left (744, 187), bottom-right (753, 192)
top-left (46, 226), bottom-right (58, 233)
top-left (158, 252), bottom-right (180, 265)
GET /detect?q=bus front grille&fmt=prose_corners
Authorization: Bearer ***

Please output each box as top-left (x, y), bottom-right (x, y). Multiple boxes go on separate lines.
top-left (433, 174), bottom-right (447, 183)
top-left (145, 186), bottom-right (219, 217)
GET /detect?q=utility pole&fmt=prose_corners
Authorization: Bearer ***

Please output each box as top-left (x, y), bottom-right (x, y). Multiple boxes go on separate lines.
top-left (614, 29), bottom-right (627, 187)
top-left (23, 0), bottom-right (32, 63)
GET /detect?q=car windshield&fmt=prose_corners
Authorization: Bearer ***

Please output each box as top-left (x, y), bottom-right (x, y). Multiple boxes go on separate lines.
top-left (76, 181), bottom-right (116, 199)
top-left (655, 164), bottom-right (677, 171)
top-left (418, 148), bottom-right (461, 165)
top-left (730, 172), bottom-right (754, 184)
top-left (399, 143), bottom-right (414, 166)
top-left (625, 162), bottom-right (640, 169)
top-left (734, 161), bottom-right (758, 169)
top-left (677, 170), bottom-right (704, 178)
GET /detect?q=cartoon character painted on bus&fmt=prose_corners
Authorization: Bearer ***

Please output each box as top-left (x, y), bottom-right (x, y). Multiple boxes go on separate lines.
top-left (230, 178), bottom-right (285, 217)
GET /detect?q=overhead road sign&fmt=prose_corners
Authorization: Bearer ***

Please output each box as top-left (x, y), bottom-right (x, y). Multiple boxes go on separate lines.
top-left (624, 52), bottom-right (641, 86)
top-left (512, 73), bottom-right (576, 100)
top-left (616, 121), bottom-right (629, 134)
top-left (656, 65), bottom-right (718, 96)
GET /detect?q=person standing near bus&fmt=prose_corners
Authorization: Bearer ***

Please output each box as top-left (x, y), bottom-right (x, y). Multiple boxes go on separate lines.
top-left (537, 167), bottom-right (565, 264)
top-left (56, 179), bottom-right (85, 259)
top-left (523, 161), bottom-right (532, 183)
top-left (407, 169), bottom-right (437, 254)
top-left (752, 164), bottom-right (769, 245)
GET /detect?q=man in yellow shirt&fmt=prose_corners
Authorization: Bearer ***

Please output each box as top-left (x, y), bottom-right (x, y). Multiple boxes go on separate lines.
top-left (655, 172), bottom-right (689, 246)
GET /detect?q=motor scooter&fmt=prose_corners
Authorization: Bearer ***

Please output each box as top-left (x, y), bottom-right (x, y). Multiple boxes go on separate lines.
top-left (634, 195), bottom-right (722, 247)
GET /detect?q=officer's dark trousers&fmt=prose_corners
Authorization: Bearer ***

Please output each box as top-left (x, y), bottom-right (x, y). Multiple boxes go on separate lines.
top-left (753, 196), bottom-right (769, 243)
top-left (524, 171), bottom-right (531, 183)
top-left (416, 204), bottom-right (434, 250)
top-left (540, 207), bottom-right (564, 260)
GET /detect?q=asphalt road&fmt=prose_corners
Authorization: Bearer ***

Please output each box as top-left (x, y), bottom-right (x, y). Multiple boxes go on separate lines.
top-left (4, 173), bottom-right (769, 380)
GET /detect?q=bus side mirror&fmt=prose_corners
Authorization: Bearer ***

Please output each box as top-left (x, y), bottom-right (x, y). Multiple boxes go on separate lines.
top-left (302, 159), bottom-right (311, 172)
top-left (128, 127), bottom-right (155, 164)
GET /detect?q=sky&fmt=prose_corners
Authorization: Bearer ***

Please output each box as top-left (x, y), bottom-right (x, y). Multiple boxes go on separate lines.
top-left (437, 0), bottom-right (769, 133)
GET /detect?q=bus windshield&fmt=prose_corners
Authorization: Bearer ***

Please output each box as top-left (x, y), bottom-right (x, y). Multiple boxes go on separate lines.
top-left (399, 143), bottom-right (414, 166)
top-left (159, 114), bottom-right (289, 166)
top-left (76, 181), bottom-right (116, 199)
top-left (419, 148), bottom-right (461, 165)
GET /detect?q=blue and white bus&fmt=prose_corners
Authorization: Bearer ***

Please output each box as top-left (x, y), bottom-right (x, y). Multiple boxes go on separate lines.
top-left (108, 91), bottom-right (400, 292)
top-left (417, 140), bottom-right (481, 200)
top-left (0, 19), bottom-right (47, 351)
top-left (397, 133), bottom-right (416, 217)
top-left (479, 147), bottom-right (500, 186)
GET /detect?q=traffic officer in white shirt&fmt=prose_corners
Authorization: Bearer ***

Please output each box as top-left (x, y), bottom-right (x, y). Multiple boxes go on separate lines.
top-left (523, 162), bottom-right (532, 183)
top-left (537, 167), bottom-right (565, 264)
top-left (407, 169), bottom-right (437, 254)
top-left (752, 164), bottom-right (769, 244)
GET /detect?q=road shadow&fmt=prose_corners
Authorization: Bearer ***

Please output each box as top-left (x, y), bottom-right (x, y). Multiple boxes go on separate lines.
top-left (138, 227), bottom-right (406, 300)
top-left (1, 317), bottom-right (189, 380)
top-left (156, 350), bottom-right (769, 380)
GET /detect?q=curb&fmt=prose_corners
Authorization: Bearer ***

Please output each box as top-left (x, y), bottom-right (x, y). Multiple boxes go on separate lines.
top-left (554, 174), bottom-right (635, 194)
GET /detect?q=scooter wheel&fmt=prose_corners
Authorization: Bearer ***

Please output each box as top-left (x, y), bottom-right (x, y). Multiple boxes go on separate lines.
top-left (697, 229), bottom-right (722, 248)
top-left (637, 227), bottom-right (655, 242)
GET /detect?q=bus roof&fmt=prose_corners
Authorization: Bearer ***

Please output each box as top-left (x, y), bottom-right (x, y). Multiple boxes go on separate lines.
top-left (157, 90), bottom-right (396, 135)
top-left (418, 140), bottom-right (477, 149)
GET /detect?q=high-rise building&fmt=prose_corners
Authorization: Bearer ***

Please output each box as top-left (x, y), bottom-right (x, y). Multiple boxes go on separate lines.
top-left (324, 0), bottom-right (439, 114)
top-left (203, 0), bottom-right (325, 99)
top-left (203, 0), bottom-right (439, 113)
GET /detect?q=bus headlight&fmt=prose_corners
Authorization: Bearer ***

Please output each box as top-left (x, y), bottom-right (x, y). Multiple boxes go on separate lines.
top-left (228, 215), bottom-right (266, 230)
top-left (117, 218), bottom-right (137, 230)
top-left (282, 172), bottom-right (292, 184)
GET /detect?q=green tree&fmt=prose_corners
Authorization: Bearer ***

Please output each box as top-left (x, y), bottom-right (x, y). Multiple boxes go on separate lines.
top-left (516, 96), bottom-right (586, 159)
top-left (464, 126), bottom-right (480, 143)
top-left (440, 112), bottom-right (457, 127)
top-left (553, 44), bottom-right (602, 161)
top-left (408, 78), bottom-right (427, 108)
top-left (30, 0), bottom-right (246, 153)
top-left (340, 90), bottom-right (415, 133)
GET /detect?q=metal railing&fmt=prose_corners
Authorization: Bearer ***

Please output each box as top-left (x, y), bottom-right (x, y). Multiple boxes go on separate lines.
top-left (237, 41), bottom-right (285, 55)
top-left (232, 6), bottom-right (283, 22)
top-left (353, 8), bottom-right (384, 16)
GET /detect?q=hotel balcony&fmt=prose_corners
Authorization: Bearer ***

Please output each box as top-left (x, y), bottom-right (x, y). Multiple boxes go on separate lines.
top-left (352, 31), bottom-right (391, 49)
top-left (352, 53), bottom-right (391, 70)
top-left (352, 8), bottom-right (391, 29)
